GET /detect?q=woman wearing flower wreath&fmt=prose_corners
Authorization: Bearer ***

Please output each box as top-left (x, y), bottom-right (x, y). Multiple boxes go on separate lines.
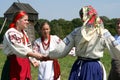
top-left (1, 10), bottom-right (46, 80)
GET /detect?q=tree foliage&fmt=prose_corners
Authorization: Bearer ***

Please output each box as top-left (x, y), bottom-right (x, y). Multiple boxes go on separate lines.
top-left (0, 18), bottom-right (9, 43)
top-left (0, 16), bottom-right (119, 43)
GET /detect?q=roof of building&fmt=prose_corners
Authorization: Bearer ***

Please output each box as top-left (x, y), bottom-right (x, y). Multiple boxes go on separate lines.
top-left (4, 2), bottom-right (38, 21)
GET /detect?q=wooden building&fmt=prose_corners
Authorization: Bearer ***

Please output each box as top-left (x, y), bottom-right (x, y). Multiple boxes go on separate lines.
top-left (4, 2), bottom-right (38, 42)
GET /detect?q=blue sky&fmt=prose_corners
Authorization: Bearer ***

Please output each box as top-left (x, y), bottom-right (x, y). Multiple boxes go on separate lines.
top-left (0, 0), bottom-right (120, 21)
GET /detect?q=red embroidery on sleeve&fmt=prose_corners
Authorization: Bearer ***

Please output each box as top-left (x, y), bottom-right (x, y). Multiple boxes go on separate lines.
top-left (8, 32), bottom-right (21, 44)
top-left (57, 38), bottom-right (61, 44)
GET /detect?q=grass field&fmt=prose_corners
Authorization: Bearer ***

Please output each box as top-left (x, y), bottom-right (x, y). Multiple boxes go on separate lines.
top-left (0, 49), bottom-right (111, 80)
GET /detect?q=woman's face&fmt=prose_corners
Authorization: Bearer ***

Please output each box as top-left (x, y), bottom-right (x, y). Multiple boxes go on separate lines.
top-left (116, 22), bottom-right (120, 35)
top-left (41, 23), bottom-right (50, 38)
top-left (17, 15), bottom-right (29, 30)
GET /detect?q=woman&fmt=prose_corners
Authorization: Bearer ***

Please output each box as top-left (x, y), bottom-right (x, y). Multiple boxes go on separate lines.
top-left (33, 21), bottom-right (60, 80)
top-left (108, 19), bottom-right (120, 80)
top-left (1, 10), bottom-right (46, 80)
top-left (47, 5), bottom-right (120, 80)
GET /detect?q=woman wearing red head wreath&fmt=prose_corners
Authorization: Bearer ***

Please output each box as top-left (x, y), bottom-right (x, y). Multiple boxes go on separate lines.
top-left (1, 10), bottom-right (47, 80)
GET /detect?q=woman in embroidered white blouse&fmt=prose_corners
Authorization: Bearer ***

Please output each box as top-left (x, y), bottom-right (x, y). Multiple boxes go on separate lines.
top-left (1, 10), bottom-right (47, 80)
top-left (33, 21), bottom-right (60, 80)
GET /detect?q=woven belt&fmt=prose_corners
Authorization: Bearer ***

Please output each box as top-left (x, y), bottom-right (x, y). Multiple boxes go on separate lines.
top-left (78, 56), bottom-right (100, 61)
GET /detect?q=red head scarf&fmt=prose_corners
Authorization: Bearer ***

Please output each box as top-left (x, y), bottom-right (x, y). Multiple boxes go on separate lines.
top-left (9, 10), bottom-right (27, 28)
top-left (9, 11), bottom-right (29, 43)
top-left (79, 5), bottom-right (97, 25)
top-left (79, 5), bottom-right (104, 41)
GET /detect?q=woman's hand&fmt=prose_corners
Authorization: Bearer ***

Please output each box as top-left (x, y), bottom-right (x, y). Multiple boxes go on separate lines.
top-left (27, 52), bottom-right (52, 61)
top-left (39, 54), bottom-right (52, 61)
top-left (31, 61), bottom-right (39, 67)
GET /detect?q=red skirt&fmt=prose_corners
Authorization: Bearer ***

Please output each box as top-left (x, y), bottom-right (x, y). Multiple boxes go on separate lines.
top-left (8, 55), bottom-right (32, 80)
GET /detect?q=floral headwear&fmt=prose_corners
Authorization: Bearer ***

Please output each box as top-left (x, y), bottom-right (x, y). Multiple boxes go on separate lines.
top-left (9, 10), bottom-right (29, 43)
top-left (80, 5), bottom-right (104, 41)
top-left (76, 5), bottom-right (104, 51)
top-left (9, 10), bottom-right (27, 28)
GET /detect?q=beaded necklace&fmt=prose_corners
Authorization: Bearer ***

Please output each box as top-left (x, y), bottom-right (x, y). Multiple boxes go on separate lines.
top-left (41, 35), bottom-right (50, 50)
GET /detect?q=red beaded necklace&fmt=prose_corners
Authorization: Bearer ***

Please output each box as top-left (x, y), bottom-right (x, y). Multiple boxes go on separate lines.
top-left (41, 35), bottom-right (50, 50)
top-left (21, 30), bottom-right (29, 45)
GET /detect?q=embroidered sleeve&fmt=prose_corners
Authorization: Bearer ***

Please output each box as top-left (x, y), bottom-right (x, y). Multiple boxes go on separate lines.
top-left (8, 31), bottom-right (22, 44)
top-left (49, 34), bottom-right (74, 58)
top-left (3, 31), bottom-right (32, 57)
top-left (103, 29), bottom-right (120, 59)
top-left (28, 39), bottom-right (40, 63)
top-left (33, 41), bottom-right (40, 53)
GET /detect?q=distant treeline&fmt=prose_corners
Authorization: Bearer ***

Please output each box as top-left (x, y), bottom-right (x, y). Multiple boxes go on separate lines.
top-left (0, 16), bottom-right (119, 43)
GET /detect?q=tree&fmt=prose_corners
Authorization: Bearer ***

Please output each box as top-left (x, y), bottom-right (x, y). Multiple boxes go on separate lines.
top-left (71, 18), bottom-right (82, 28)
top-left (0, 18), bottom-right (9, 43)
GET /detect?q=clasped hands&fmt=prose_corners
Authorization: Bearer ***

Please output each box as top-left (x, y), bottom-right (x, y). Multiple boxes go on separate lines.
top-left (36, 53), bottom-right (51, 61)
top-left (31, 53), bottom-right (53, 67)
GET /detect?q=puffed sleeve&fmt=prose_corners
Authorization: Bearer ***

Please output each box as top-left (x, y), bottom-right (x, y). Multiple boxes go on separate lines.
top-left (48, 28), bottom-right (77, 58)
top-left (29, 39), bottom-right (40, 63)
top-left (103, 29), bottom-right (120, 59)
top-left (32, 39), bottom-right (40, 52)
top-left (3, 30), bottom-right (32, 57)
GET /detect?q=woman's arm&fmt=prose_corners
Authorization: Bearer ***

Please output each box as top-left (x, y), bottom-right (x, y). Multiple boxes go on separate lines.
top-left (103, 29), bottom-right (120, 59)
top-left (48, 30), bottom-right (76, 59)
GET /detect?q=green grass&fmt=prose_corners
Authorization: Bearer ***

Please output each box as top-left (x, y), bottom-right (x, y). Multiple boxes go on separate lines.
top-left (0, 49), bottom-right (111, 80)
top-left (0, 49), bottom-right (6, 79)
top-left (101, 49), bottom-right (111, 75)
top-left (59, 56), bottom-right (76, 80)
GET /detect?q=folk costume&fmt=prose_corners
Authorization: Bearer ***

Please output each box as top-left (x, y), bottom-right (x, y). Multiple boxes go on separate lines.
top-left (1, 11), bottom-right (32, 80)
top-left (48, 5), bottom-right (120, 80)
top-left (108, 34), bottom-right (120, 80)
top-left (33, 35), bottom-right (60, 80)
